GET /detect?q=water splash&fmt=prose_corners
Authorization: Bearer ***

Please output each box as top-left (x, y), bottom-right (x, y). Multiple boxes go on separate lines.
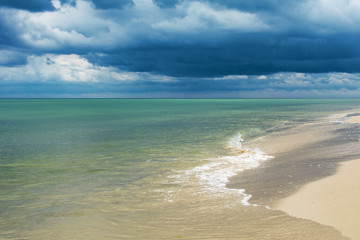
top-left (175, 133), bottom-right (273, 206)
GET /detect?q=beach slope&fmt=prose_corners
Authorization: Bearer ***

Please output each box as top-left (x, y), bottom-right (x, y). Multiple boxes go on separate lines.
top-left (275, 116), bottom-right (360, 240)
top-left (275, 159), bottom-right (360, 240)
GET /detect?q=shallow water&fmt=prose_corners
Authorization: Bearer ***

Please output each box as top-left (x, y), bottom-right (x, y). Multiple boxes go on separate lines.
top-left (1, 99), bottom-right (359, 239)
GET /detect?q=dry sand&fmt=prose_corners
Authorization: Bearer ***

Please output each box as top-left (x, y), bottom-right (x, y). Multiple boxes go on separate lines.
top-left (275, 159), bottom-right (360, 240)
top-left (275, 116), bottom-right (360, 240)
top-left (347, 115), bottom-right (360, 124)
top-left (257, 123), bottom-right (334, 155)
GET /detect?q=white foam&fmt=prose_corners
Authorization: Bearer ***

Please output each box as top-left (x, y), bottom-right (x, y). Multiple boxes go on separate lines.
top-left (227, 133), bottom-right (244, 149)
top-left (330, 120), bottom-right (347, 124)
top-left (180, 133), bottom-right (273, 206)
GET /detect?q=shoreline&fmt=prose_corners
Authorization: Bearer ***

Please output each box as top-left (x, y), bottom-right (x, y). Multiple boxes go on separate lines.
top-left (228, 111), bottom-right (360, 239)
top-left (273, 115), bottom-right (360, 239)
top-left (274, 159), bottom-right (360, 240)
top-left (346, 115), bottom-right (360, 124)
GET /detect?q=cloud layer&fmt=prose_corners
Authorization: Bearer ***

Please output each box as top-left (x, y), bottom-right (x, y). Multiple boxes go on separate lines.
top-left (1, 0), bottom-right (360, 97)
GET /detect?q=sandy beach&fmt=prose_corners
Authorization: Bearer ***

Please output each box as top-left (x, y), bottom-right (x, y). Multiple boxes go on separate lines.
top-left (274, 115), bottom-right (360, 240)
top-left (228, 111), bottom-right (360, 239)
top-left (347, 115), bottom-right (360, 124)
top-left (275, 159), bottom-right (360, 239)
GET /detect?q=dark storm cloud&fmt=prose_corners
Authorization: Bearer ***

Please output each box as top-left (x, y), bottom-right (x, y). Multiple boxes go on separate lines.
top-left (98, 33), bottom-right (360, 77)
top-left (152, 0), bottom-right (179, 8)
top-left (80, 0), bottom-right (133, 9)
top-left (1, 0), bottom-right (360, 98)
top-left (0, 0), bottom-right (55, 11)
top-left (94, 0), bottom-right (133, 9)
top-left (1, 0), bottom-right (358, 76)
top-left (0, 50), bottom-right (28, 66)
top-left (0, 0), bottom-right (133, 11)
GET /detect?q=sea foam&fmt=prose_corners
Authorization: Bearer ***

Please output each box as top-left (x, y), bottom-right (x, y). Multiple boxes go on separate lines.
top-left (181, 133), bottom-right (273, 206)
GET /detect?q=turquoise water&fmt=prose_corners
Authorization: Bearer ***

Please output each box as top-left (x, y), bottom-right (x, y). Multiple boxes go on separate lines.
top-left (1, 99), bottom-right (359, 239)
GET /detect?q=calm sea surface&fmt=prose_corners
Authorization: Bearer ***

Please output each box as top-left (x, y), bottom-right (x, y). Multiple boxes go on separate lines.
top-left (1, 99), bottom-right (360, 239)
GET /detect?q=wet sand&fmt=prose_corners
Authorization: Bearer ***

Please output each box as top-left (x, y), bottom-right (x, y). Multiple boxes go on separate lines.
top-left (228, 112), bottom-right (360, 239)
top-left (274, 115), bottom-right (360, 239)
top-left (275, 159), bottom-right (360, 240)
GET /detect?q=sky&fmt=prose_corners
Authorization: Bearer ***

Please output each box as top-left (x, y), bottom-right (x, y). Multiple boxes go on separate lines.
top-left (0, 0), bottom-right (360, 98)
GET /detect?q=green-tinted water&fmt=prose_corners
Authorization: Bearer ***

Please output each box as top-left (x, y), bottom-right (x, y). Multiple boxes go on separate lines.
top-left (1, 99), bottom-right (359, 239)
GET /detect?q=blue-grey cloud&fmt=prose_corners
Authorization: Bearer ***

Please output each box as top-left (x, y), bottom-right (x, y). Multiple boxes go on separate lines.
top-left (0, 0), bottom-right (55, 11)
top-left (2, 68), bottom-right (360, 98)
top-left (153, 0), bottom-right (299, 11)
top-left (96, 33), bottom-right (360, 77)
top-left (153, 0), bottom-right (178, 8)
top-left (0, 50), bottom-right (28, 66)
top-left (1, 0), bottom-right (359, 76)
top-left (90, 0), bottom-right (133, 9)
top-left (59, 0), bottom-right (133, 9)
top-left (1, 0), bottom-right (360, 97)
top-left (1, 53), bottom-right (360, 96)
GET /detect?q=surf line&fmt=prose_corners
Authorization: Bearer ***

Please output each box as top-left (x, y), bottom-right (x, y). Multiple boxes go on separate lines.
top-left (183, 133), bottom-right (274, 206)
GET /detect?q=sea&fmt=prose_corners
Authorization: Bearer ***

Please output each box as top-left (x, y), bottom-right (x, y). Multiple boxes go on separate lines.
top-left (1, 99), bottom-right (360, 239)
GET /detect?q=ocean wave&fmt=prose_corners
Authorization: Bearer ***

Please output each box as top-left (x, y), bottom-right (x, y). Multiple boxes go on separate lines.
top-left (176, 133), bottom-right (273, 206)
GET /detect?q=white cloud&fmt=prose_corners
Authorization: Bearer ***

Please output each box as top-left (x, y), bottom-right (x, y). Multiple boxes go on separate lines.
top-left (51, 0), bottom-right (62, 9)
top-left (0, 54), bottom-right (175, 83)
top-left (0, 54), bottom-right (108, 82)
top-left (268, 72), bottom-right (360, 89)
top-left (211, 75), bottom-right (248, 80)
top-left (1, 0), bottom-right (359, 52)
top-left (5, 0), bottom-right (129, 49)
top-left (299, 0), bottom-right (360, 33)
top-left (257, 75), bottom-right (267, 80)
top-left (152, 1), bottom-right (270, 33)
top-left (132, 0), bottom-right (158, 9)
top-left (326, 72), bottom-right (360, 86)
top-left (0, 0), bottom-right (272, 50)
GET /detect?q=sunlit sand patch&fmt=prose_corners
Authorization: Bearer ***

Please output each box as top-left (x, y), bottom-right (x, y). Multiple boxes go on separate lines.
top-left (275, 159), bottom-right (360, 240)
top-left (346, 113), bottom-right (360, 124)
